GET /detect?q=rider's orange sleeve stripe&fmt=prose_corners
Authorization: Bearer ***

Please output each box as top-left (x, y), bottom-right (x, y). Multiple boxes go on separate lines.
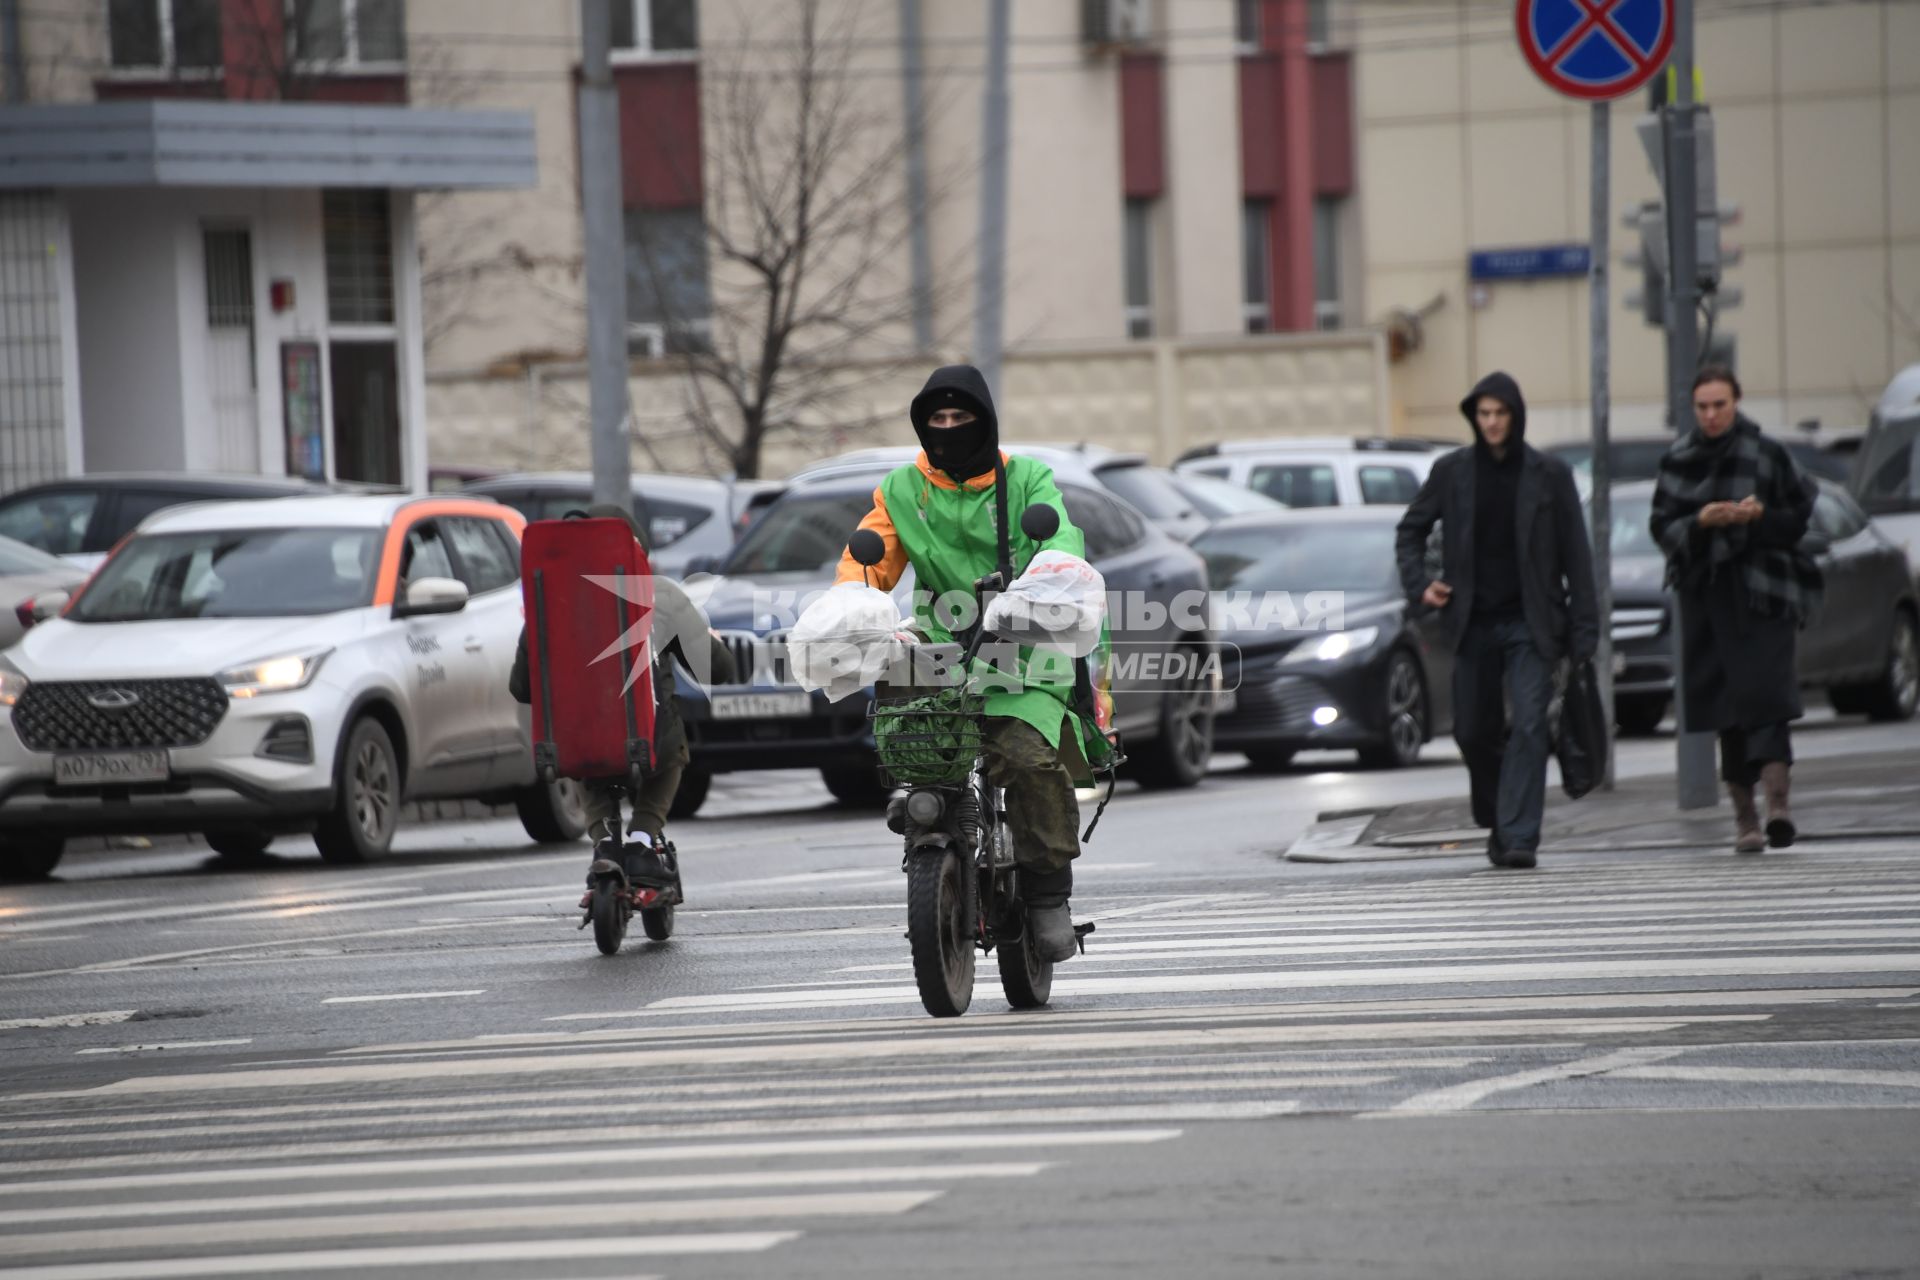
top-left (834, 485), bottom-right (908, 590)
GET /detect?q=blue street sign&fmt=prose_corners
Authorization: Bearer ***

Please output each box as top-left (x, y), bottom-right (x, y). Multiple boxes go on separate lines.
top-left (1515, 0), bottom-right (1674, 102)
top-left (1470, 244), bottom-right (1594, 281)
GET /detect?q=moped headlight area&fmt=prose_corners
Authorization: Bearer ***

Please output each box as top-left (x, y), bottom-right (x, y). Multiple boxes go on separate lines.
top-left (906, 789), bottom-right (947, 826)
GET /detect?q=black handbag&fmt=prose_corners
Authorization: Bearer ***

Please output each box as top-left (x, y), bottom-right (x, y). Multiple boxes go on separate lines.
top-left (1556, 658), bottom-right (1607, 800)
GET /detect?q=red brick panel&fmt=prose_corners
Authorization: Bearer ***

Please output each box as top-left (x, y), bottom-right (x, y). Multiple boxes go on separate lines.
top-left (1311, 51), bottom-right (1353, 198)
top-left (615, 62), bottom-right (703, 210)
top-left (1119, 51), bottom-right (1164, 200)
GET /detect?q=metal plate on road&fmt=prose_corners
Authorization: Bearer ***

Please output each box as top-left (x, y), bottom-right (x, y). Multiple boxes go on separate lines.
top-left (53, 749), bottom-right (170, 786)
top-left (710, 690), bottom-right (811, 720)
top-left (1515, 0), bottom-right (1673, 101)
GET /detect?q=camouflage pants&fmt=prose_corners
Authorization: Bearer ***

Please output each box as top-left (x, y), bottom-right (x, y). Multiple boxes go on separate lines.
top-left (582, 724), bottom-right (692, 843)
top-left (984, 716), bottom-right (1081, 874)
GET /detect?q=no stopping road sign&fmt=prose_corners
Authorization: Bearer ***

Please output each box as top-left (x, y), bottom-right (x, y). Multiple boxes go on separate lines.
top-left (1516, 0), bottom-right (1674, 101)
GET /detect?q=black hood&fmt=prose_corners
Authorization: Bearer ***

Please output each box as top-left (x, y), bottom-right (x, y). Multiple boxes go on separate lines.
top-left (909, 364), bottom-right (1000, 480)
top-left (1460, 371), bottom-right (1528, 459)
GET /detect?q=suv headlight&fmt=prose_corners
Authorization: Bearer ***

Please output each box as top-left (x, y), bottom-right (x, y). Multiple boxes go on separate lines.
top-left (218, 649), bottom-right (332, 698)
top-left (1281, 626), bottom-right (1380, 666)
top-left (0, 657), bottom-right (29, 708)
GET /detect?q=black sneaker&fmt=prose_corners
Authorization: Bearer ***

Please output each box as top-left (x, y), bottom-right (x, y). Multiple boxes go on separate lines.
top-left (1502, 846), bottom-right (1538, 870)
top-left (622, 838), bottom-right (679, 889)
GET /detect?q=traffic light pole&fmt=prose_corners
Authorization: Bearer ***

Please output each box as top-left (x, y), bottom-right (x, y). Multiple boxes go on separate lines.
top-left (1664, 0), bottom-right (1720, 810)
top-left (1589, 100), bottom-right (1615, 792)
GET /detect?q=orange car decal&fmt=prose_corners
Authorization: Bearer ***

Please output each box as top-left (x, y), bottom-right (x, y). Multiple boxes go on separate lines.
top-left (374, 498), bottom-right (528, 606)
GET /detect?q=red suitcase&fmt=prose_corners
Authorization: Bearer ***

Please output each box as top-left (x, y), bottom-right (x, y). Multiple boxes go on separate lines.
top-left (521, 517), bottom-right (657, 786)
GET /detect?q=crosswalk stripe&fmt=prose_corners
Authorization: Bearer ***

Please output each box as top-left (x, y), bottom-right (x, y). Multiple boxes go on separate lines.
top-left (0, 1061), bottom-right (1487, 1131)
top-left (0, 1105), bottom-right (1290, 1178)
top-left (0, 1235), bottom-right (790, 1280)
top-left (0, 1163), bottom-right (1051, 1227)
top-left (0, 1129), bottom-right (1183, 1196)
top-left (0, 1190), bottom-right (946, 1257)
top-left (8, 1014), bottom-right (1777, 1103)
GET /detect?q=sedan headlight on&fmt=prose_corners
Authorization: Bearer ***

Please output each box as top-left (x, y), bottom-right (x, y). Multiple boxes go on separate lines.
top-left (1282, 626), bottom-right (1380, 666)
top-left (218, 649), bottom-right (332, 698)
top-left (0, 657), bottom-right (29, 708)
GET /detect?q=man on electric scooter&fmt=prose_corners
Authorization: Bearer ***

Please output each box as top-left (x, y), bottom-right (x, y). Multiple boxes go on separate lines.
top-left (833, 365), bottom-right (1110, 963)
top-left (507, 503), bottom-right (736, 888)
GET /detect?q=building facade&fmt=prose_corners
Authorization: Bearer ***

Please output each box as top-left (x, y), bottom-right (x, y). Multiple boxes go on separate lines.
top-left (1356, 0), bottom-right (1920, 444)
top-left (0, 0), bottom-right (536, 493)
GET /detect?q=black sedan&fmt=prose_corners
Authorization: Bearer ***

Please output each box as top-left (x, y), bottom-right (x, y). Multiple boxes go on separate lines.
top-left (1603, 479), bottom-right (1919, 734)
top-left (1193, 508), bottom-right (1452, 770)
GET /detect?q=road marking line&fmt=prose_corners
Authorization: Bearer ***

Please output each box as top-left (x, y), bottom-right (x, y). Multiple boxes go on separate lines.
top-left (0, 1163), bottom-right (1049, 1226)
top-left (1384, 1046), bottom-right (1687, 1114)
top-left (0, 1081), bottom-right (1364, 1149)
top-left (74, 1040), bottom-right (252, 1056)
top-left (322, 991), bottom-right (486, 1005)
top-left (0, 1107), bottom-right (1279, 1178)
top-left (0, 1062), bottom-right (1482, 1131)
top-left (0, 1129), bottom-right (1182, 1196)
top-left (0, 898), bottom-right (156, 921)
top-left (1609, 1066), bottom-right (1920, 1089)
top-left (1, 1190), bottom-right (945, 1257)
top-left (645, 953), bottom-right (1920, 1014)
top-left (0, 1011), bottom-right (136, 1032)
top-left (0, 1235), bottom-right (787, 1280)
top-left (0, 888), bottom-right (406, 936)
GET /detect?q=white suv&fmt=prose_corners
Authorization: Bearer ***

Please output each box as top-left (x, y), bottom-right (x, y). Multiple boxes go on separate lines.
top-left (0, 495), bottom-right (585, 878)
top-left (1173, 437), bottom-right (1442, 509)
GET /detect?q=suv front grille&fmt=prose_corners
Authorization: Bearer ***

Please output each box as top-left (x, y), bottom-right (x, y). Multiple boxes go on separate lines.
top-left (714, 629), bottom-right (792, 686)
top-left (12, 679), bottom-right (230, 752)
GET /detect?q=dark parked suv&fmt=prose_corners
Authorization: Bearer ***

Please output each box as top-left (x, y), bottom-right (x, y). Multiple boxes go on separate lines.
top-left (669, 448), bottom-right (1221, 814)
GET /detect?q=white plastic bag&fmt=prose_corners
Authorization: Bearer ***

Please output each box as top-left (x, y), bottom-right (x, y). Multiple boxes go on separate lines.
top-left (788, 582), bottom-right (906, 702)
top-left (981, 550), bottom-right (1106, 657)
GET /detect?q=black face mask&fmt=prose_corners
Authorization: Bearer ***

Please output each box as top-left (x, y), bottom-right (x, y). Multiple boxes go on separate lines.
top-left (923, 420), bottom-right (990, 476)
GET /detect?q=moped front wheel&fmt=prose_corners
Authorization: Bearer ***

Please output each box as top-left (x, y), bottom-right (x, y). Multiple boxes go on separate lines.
top-left (906, 847), bottom-right (974, 1017)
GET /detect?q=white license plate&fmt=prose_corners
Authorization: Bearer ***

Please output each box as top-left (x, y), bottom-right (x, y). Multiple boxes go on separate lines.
top-left (54, 749), bottom-right (170, 786)
top-left (710, 690), bottom-right (812, 720)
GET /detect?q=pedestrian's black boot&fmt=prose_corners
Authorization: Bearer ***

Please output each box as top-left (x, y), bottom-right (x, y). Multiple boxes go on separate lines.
top-left (1023, 865), bottom-right (1077, 963)
top-left (1501, 845), bottom-right (1538, 870)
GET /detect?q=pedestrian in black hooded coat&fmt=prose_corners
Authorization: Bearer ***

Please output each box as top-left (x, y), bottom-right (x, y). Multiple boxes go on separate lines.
top-left (1649, 365), bottom-right (1820, 855)
top-left (1395, 372), bottom-right (1599, 868)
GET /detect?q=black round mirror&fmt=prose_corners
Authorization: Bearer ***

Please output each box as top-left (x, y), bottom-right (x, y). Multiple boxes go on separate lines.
top-left (848, 528), bottom-right (887, 567)
top-left (1020, 503), bottom-right (1060, 543)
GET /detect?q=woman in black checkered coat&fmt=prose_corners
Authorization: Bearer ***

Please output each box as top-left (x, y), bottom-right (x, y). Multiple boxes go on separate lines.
top-left (1650, 366), bottom-right (1822, 855)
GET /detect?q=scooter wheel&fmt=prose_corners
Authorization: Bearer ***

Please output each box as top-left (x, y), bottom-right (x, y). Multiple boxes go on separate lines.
top-left (640, 903), bottom-right (675, 941)
top-left (590, 880), bottom-right (628, 955)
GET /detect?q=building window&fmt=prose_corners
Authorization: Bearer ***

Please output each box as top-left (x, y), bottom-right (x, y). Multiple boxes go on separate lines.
top-left (613, 0), bottom-right (698, 56)
top-left (1312, 196), bottom-right (1342, 331)
top-left (1234, 0), bottom-right (1260, 51)
top-left (323, 190), bottom-right (395, 325)
top-left (289, 0), bottom-right (408, 68)
top-left (625, 208), bottom-right (713, 356)
top-left (1123, 198), bottom-right (1153, 340)
top-left (1307, 0), bottom-right (1332, 49)
top-left (108, 0), bottom-right (223, 72)
top-left (1241, 199), bottom-right (1271, 334)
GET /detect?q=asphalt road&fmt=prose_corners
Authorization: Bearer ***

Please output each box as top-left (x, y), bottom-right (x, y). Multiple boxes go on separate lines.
top-left (3, 715), bottom-right (1919, 1279)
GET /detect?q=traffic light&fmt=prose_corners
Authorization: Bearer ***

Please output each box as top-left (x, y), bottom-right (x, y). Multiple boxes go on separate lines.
top-left (1627, 108), bottom-right (1741, 327)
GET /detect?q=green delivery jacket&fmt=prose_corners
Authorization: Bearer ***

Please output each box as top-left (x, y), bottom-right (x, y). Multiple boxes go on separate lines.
top-left (834, 451), bottom-right (1113, 782)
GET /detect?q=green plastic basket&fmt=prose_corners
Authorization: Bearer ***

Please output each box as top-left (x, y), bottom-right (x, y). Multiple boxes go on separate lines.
top-left (872, 685), bottom-right (985, 786)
